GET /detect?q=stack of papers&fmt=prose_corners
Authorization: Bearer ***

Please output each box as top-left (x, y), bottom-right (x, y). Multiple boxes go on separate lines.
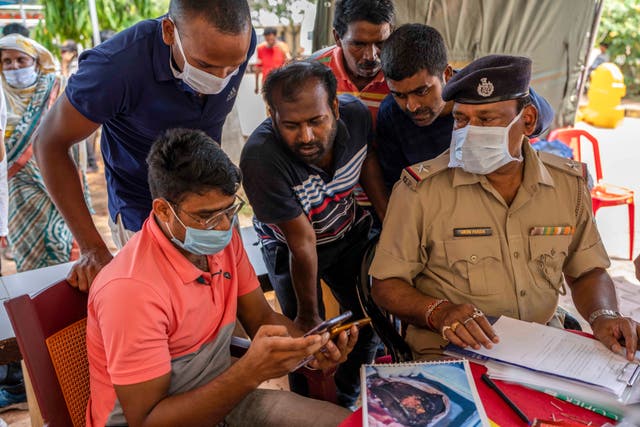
top-left (444, 316), bottom-right (640, 410)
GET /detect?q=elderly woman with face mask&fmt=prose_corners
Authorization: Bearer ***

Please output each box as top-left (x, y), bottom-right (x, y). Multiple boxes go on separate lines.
top-left (0, 34), bottom-right (87, 272)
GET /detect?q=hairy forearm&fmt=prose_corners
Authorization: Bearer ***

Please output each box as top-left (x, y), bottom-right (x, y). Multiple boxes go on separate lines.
top-left (359, 151), bottom-right (389, 222)
top-left (566, 268), bottom-right (619, 321)
top-left (289, 243), bottom-right (320, 320)
top-left (372, 277), bottom-right (439, 327)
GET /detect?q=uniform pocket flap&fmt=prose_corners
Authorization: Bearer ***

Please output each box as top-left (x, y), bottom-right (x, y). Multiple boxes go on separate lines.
top-left (444, 236), bottom-right (502, 267)
top-left (529, 235), bottom-right (571, 260)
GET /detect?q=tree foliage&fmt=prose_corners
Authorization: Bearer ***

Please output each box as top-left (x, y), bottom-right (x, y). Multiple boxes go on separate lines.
top-left (33, 0), bottom-right (168, 54)
top-left (597, 0), bottom-right (640, 95)
top-left (249, 0), bottom-right (312, 56)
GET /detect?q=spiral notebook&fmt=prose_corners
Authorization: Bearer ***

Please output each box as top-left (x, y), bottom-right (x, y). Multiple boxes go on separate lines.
top-left (361, 359), bottom-right (490, 427)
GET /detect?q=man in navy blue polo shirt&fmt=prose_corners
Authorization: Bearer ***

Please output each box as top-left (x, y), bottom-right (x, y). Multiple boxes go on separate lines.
top-left (34, 0), bottom-right (256, 291)
top-left (240, 60), bottom-right (385, 408)
top-left (376, 24), bottom-right (554, 190)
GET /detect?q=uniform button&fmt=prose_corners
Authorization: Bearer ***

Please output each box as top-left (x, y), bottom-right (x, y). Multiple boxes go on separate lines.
top-left (514, 251), bottom-right (520, 258)
top-left (470, 255), bottom-right (478, 263)
top-left (520, 290), bottom-right (527, 297)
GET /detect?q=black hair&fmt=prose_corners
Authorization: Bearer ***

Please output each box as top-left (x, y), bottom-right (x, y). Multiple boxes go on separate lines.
top-left (263, 60), bottom-right (337, 112)
top-left (2, 23), bottom-right (29, 37)
top-left (381, 24), bottom-right (448, 81)
top-left (263, 27), bottom-right (277, 36)
top-left (333, 0), bottom-right (395, 38)
top-left (168, 0), bottom-right (251, 34)
top-left (147, 128), bottom-right (241, 204)
top-left (100, 29), bottom-right (116, 43)
top-left (516, 95), bottom-right (532, 112)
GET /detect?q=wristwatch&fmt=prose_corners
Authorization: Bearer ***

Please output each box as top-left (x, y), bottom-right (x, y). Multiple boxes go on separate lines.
top-left (588, 308), bottom-right (622, 325)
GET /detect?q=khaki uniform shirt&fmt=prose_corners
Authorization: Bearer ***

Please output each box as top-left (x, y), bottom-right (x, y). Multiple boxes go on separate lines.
top-left (369, 141), bottom-right (610, 359)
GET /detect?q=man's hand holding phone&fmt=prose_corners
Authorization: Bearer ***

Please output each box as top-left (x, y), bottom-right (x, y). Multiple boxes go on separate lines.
top-left (295, 312), bottom-right (368, 371)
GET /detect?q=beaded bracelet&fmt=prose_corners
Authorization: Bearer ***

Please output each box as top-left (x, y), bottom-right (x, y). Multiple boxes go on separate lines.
top-left (425, 299), bottom-right (450, 331)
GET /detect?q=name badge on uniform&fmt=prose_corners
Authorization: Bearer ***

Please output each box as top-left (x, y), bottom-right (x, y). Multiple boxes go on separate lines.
top-left (529, 226), bottom-right (575, 236)
top-left (453, 227), bottom-right (493, 237)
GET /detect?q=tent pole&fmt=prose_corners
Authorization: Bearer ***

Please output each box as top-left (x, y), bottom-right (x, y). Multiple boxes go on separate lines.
top-left (577, 0), bottom-right (605, 98)
top-left (19, 0), bottom-right (26, 27)
top-left (87, 0), bottom-right (101, 46)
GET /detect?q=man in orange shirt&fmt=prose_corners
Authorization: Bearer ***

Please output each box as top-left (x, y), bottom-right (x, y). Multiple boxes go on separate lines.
top-left (86, 128), bottom-right (356, 426)
top-left (313, 0), bottom-right (394, 224)
top-left (254, 27), bottom-right (290, 93)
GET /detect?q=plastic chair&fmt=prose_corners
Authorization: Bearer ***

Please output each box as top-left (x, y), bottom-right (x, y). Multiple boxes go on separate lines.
top-left (548, 128), bottom-right (635, 259)
top-left (357, 238), bottom-right (413, 363)
top-left (4, 279), bottom-right (89, 427)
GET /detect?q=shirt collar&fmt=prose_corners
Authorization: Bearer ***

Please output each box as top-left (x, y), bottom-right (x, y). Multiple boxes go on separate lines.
top-left (152, 17), bottom-right (175, 82)
top-left (451, 137), bottom-right (555, 188)
top-left (330, 46), bottom-right (386, 89)
top-left (146, 212), bottom-right (222, 284)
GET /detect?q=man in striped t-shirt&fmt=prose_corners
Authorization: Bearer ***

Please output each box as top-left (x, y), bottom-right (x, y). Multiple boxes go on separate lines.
top-left (241, 61), bottom-right (386, 408)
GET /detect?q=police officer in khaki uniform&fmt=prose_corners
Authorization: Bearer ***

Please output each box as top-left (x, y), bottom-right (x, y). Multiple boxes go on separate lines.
top-left (370, 55), bottom-right (640, 361)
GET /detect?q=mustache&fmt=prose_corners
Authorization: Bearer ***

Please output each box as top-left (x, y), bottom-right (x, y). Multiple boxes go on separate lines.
top-left (293, 141), bottom-right (323, 151)
top-left (359, 60), bottom-right (380, 69)
top-left (409, 107), bottom-right (434, 118)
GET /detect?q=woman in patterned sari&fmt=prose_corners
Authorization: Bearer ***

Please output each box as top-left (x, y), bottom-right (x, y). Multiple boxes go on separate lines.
top-left (0, 34), bottom-right (81, 271)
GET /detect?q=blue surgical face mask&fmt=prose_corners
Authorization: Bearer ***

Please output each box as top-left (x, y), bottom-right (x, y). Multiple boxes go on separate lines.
top-left (448, 110), bottom-right (523, 174)
top-left (3, 65), bottom-right (38, 88)
top-left (166, 205), bottom-right (234, 256)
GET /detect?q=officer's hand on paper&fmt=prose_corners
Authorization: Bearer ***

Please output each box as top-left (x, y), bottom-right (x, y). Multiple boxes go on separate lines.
top-left (432, 303), bottom-right (500, 350)
top-left (592, 315), bottom-right (640, 362)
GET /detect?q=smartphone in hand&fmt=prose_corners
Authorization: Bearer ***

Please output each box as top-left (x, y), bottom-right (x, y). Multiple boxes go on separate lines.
top-left (303, 311), bottom-right (353, 337)
top-left (293, 311), bottom-right (353, 371)
top-left (329, 317), bottom-right (371, 339)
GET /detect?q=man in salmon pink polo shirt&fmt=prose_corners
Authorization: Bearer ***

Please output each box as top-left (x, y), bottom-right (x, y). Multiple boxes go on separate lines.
top-left (86, 128), bottom-right (356, 427)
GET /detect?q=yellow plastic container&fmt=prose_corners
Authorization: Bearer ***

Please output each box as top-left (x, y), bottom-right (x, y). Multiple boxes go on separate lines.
top-left (581, 63), bottom-right (626, 128)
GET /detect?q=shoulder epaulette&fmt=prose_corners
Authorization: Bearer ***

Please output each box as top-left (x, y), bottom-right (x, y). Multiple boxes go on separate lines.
top-left (400, 154), bottom-right (450, 191)
top-left (537, 151), bottom-right (587, 179)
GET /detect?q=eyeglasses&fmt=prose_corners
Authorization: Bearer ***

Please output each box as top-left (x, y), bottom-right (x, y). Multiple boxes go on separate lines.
top-left (168, 196), bottom-right (245, 230)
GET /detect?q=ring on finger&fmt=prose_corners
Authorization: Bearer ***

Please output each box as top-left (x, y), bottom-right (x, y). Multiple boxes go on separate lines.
top-left (450, 321), bottom-right (461, 333)
top-left (441, 325), bottom-right (452, 340)
top-left (463, 317), bottom-right (474, 325)
top-left (471, 309), bottom-right (485, 319)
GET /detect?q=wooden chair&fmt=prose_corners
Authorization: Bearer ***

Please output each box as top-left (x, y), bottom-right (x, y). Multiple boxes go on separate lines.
top-left (549, 127), bottom-right (635, 259)
top-left (4, 279), bottom-right (88, 427)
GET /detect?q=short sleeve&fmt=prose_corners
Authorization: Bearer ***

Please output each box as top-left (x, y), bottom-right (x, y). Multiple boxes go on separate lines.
top-left (240, 132), bottom-right (303, 224)
top-left (230, 230), bottom-right (261, 296)
top-left (65, 49), bottom-right (129, 124)
top-left (369, 180), bottom-right (428, 284)
top-left (563, 178), bottom-right (610, 278)
top-left (92, 279), bottom-right (172, 385)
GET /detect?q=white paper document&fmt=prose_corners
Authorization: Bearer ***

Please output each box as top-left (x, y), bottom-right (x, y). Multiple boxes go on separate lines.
top-left (467, 316), bottom-right (632, 396)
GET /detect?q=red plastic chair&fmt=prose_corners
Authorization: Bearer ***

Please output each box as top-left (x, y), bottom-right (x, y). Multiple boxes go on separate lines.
top-left (548, 128), bottom-right (635, 259)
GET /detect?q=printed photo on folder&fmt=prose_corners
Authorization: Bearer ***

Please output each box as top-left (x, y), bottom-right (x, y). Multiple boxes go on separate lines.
top-left (361, 359), bottom-right (489, 427)
top-left (443, 316), bottom-right (640, 406)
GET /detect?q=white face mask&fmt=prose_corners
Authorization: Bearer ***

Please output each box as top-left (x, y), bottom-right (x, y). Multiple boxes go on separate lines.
top-left (3, 65), bottom-right (38, 88)
top-left (170, 22), bottom-right (239, 95)
top-left (449, 110), bottom-right (523, 175)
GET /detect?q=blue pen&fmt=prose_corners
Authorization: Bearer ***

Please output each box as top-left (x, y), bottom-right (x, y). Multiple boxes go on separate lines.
top-left (482, 374), bottom-right (531, 425)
